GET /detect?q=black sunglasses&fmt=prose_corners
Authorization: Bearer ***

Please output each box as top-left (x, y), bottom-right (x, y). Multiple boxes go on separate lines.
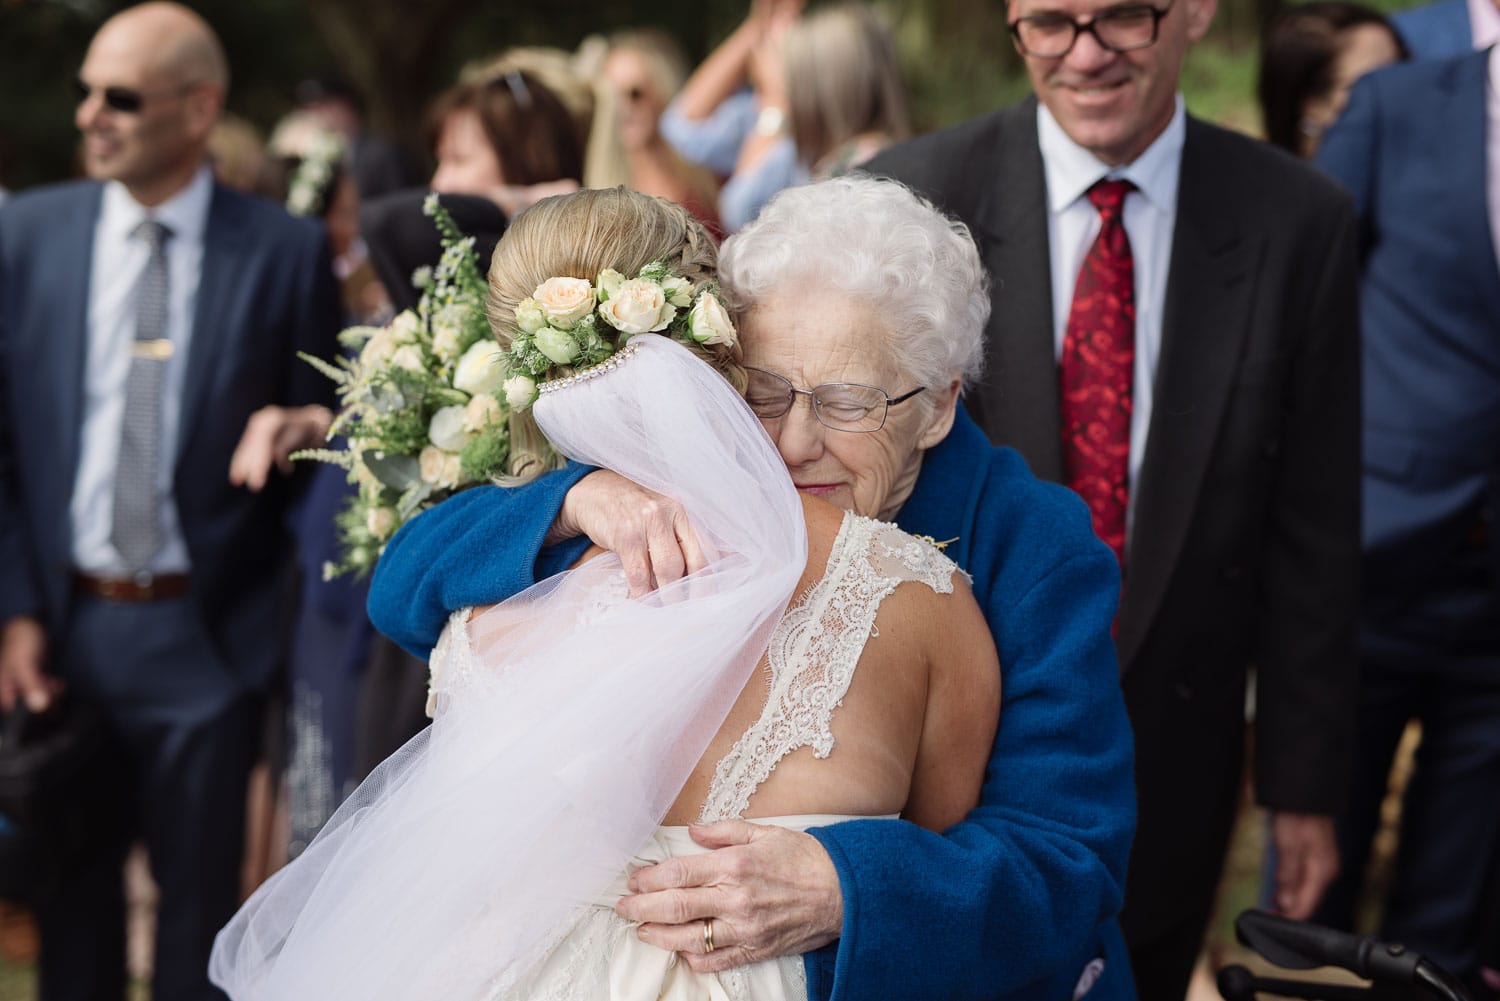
top-left (75, 78), bottom-right (196, 114)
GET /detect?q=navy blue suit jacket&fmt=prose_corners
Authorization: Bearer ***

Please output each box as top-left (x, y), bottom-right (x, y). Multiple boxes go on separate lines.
top-left (1317, 50), bottom-right (1500, 646)
top-left (0, 178), bottom-right (341, 689)
top-left (1393, 0), bottom-right (1473, 60)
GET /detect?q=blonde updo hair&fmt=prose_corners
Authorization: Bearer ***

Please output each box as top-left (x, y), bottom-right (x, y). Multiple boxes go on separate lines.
top-left (486, 186), bottom-right (744, 481)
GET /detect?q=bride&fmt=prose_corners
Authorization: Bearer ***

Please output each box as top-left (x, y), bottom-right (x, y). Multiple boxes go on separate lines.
top-left (210, 187), bottom-right (1000, 1001)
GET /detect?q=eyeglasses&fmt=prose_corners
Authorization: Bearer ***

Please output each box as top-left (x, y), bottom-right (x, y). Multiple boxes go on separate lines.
top-left (1008, 2), bottom-right (1173, 58)
top-left (75, 78), bottom-right (196, 114)
top-left (745, 367), bottom-right (925, 434)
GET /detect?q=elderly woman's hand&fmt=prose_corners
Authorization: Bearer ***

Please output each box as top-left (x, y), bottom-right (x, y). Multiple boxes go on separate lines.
top-left (614, 820), bottom-right (843, 973)
top-left (549, 470), bottom-right (708, 597)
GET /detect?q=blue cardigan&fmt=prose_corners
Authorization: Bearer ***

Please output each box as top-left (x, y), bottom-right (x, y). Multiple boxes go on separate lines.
top-left (368, 406), bottom-right (1137, 1000)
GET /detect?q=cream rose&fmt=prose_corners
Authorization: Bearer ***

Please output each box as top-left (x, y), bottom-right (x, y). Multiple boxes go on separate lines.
top-left (452, 341), bottom-right (505, 395)
top-left (596, 268), bottom-right (625, 300)
top-left (687, 293), bottom-right (737, 347)
top-left (389, 309), bottom-right (422, 343)
top-left (366, 506), bottom-right (397, 539)
top-left (599, 278), bottom-right (675, 334)
top-left (359, 327), bottom-right (399, 368)
top-left (461, 393), bottom-right (503, 432)
top-left (532, 277), bottom-right (595, 330)
top-left (503, 376), bottom-right (538, 411)
top-left (391, 344), bottom-right (426, 372)
top-left (660, 275), bottom-right (693, 309)
top-left (534, 326), bottom-right (581, 366)
top-left (428, 405), bottom-right (473, 452)
top-left (418, 445), bottom-right (464, 490)
top-left (514, 297), bottom-right (547, 336)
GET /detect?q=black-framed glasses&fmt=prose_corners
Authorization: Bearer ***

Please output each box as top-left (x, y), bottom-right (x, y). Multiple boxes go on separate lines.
top-left (75, 78), bottom-right (195, 114)
top-left (1008, 2), bottom-right (1173, 58)
top-left (745, 367), bottom-right (925, 434)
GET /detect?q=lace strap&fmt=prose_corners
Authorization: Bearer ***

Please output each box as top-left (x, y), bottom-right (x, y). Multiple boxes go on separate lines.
top-left (698, 514), bottom-right (963, 822)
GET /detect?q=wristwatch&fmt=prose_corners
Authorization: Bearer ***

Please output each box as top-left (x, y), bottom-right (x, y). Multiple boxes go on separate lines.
top-left (753, 105), bottom-right (787, 137)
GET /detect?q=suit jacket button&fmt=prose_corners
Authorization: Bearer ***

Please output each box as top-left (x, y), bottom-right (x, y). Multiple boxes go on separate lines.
top-left (1173, 682), bottom-right (1193, 701)
top-left (1223, 564), bottom-right (1245, 581)
top-left (1262, 439), bottom-right (1280, 458)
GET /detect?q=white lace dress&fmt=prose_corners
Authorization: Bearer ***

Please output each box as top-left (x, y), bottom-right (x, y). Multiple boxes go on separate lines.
top-left (435, 512), bottom-right (961, 1001)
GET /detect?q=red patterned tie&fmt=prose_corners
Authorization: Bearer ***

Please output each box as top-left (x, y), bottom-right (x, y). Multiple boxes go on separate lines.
top-left (1060, 178), bottom-right (1135, 568)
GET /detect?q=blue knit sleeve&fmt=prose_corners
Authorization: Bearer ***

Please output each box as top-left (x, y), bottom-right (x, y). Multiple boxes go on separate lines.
top-left (367, 462), bottom-right (594, 657)
top-left (805, 482), bottom-right (1135, 1001)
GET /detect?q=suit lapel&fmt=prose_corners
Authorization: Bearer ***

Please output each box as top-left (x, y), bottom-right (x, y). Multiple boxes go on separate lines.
top-left (51, 186), bottom-right (103, 499)
top-left (1115, 120), bottom-right (1259, 669)
top-left (176, 183), bottom-right (245, 462)
top-left (969, 98), bottom-right (1065, 480)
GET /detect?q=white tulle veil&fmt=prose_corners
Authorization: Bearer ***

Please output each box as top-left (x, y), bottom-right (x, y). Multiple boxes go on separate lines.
top-left (209, 335), bottom-right (806, 999)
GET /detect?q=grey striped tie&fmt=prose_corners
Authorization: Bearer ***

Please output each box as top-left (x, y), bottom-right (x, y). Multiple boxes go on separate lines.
top-left (110, 219), bottom-right (173, 572)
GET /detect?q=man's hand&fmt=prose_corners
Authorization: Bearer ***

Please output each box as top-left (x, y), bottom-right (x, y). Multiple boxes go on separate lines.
top-left (1271, 811), bottom-right (1340, 919)
top-left (551, 470), bottom-right (707, 598)
top-left (228, 404), bottom-right (333, 492)
top-left (0, 616), bottom-right (60, 714)
top-left (614, 820), bottom-right (843, 974)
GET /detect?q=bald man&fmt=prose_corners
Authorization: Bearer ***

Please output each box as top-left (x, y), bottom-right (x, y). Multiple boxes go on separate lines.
top-left (0, 4), bottom-right (339, 998)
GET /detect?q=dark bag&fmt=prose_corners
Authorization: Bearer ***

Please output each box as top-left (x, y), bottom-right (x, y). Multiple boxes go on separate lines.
top-left (0, 698), bottom-right (129, 901)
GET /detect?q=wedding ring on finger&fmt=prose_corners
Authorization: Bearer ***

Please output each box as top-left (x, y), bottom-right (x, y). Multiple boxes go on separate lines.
top-left (703, 917), bottom-right (716, 954)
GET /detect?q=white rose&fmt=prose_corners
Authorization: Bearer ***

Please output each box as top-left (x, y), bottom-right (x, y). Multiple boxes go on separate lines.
top-left (418, 446), bottom-right (463, 489)
top-left (452, 341), bottom-right (505, 395)
top-left (534, 326), bottom-right (581, 366)
top-left (532, 277), bottom-right (595, 330)
top-left (598, 278), bottom-right (675, 334)
top-left (502, 376), bottom-right (538, 411)
top-left (366, 506), bottom-right (396, 539)
top-left (461, 393), bottom-right (503, 432)
top-left (596, 268), bottom-right (625, 300)
top-left (428, 405), bottom-right (473, 452)
top-left (360, 328), bottom-right (399, 368)
top-left (514, 297), bottom-right (547, 336)
top-left (660, 275), bottom-right (693, 309)
top-left (389, 309), bottom-right (422, 343)
top-left (687, 293), bottom-right (737, 347)
top-left (391, 344), bottom-right (426, 372)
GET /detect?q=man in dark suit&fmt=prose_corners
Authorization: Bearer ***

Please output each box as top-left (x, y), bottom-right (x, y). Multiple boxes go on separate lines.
top-left (866, 0), bottom-right (1360, 995)
top-left (0, 3), bottom-right (338, 998)
top-left (1391, 0), bottom-right (1496, 60)
top-left (1313, 47), bottom-right (1500, 995)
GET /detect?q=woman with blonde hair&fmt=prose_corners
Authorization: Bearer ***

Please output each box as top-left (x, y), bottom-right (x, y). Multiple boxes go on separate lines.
top-left (585, 31), bottom-right (723, 236)
top-left (211, 185), bottom-right (1001, 1001)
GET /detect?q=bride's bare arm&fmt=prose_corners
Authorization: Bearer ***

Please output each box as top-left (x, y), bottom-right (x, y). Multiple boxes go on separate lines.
top-left (902, 574), bottom-right (1001, 832)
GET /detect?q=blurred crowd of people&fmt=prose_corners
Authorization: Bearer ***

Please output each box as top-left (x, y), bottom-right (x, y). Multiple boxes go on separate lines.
top-left (0, 0), bottom-right (1496, 998)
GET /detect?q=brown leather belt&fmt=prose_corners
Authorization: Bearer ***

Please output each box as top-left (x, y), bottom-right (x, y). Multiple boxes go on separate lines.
top-left (73, 572), bottom-right (190, 602)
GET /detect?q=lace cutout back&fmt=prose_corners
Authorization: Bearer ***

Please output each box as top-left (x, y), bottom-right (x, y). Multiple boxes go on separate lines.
top-left (697, 512), bottom-right (961, 823)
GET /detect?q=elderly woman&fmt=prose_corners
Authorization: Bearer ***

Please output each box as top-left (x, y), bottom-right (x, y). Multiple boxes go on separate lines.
top-left (367, 176), bottom-right (1136, 1001)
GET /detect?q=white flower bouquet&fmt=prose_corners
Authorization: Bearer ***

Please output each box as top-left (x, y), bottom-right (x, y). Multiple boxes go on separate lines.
top-left (294, 195), bottom-right (510, 578)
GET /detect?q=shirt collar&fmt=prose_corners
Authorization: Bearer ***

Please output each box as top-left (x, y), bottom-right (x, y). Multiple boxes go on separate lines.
top-left (1037, 94), bottom-right (1186, 216)
top-left (1470, 0), bottom-right (1500, 50)
top-left (100, 163), bottom-right (215, 248)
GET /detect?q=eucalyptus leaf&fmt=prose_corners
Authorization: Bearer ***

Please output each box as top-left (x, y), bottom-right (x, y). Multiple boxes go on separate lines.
top-left (363, 452), bottom-right (422, 492)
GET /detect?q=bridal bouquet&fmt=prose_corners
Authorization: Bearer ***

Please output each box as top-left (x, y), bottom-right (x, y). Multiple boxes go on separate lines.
top-left (295, 195), bottom-right (510, 579)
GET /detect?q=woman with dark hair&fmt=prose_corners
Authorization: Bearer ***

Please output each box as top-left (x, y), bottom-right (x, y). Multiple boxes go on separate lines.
top-left (427, 69), bottom-right (586, 215)
top-left (1259, 1), bottom-right (1406, 157)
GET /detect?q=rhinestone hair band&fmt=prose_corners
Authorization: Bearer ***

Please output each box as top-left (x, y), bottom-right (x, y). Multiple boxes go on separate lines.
top-left (536, 340), bottom-right (645, 396)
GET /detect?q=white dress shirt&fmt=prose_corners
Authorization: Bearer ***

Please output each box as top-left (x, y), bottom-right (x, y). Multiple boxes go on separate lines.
top-left (71, 166), bottom-right (213, 575)
top-left (1038, 96), bottom-right (1186, 524)
top-left (1470, 0), bottom-right (1500, 49)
